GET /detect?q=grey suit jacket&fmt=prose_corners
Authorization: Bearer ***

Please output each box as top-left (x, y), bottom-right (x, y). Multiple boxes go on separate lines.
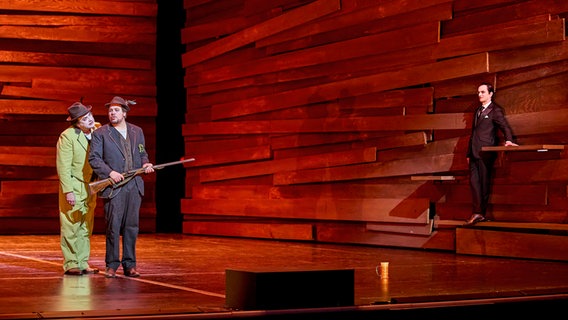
top-left (88, 122), bottom-right (149, 198)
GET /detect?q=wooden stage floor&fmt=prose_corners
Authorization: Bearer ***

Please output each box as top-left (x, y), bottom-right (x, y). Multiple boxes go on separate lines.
top-left (0, 233), bottom-right (567, 319)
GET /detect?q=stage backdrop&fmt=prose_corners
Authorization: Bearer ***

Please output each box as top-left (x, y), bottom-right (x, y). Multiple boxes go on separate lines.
top-left (180, 0), bottom-right (568, 260)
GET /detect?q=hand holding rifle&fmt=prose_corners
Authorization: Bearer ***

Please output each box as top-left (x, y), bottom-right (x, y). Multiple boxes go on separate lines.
top-left (89, 158), bottom-right (195, 195)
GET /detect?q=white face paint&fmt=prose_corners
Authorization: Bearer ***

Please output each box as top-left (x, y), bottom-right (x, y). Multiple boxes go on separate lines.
top-left (77, 112), bottom-right (95, 133)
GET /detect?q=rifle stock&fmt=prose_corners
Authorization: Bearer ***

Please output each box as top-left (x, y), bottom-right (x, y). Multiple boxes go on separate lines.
top-left (88, 158), bottom-right (195, 195)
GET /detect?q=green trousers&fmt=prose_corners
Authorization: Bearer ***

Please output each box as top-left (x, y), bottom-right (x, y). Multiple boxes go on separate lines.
top-left (59, 184), bottom-right (96, 272)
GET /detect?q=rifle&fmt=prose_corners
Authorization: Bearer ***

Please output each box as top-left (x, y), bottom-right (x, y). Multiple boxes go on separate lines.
top-left (88, 158), bottom-right (195, 195)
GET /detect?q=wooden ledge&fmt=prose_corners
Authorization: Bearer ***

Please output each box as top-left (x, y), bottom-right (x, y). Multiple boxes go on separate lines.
top-left (411, 175), bottom-right (456, 181)
top-left (459, 221), bottom-right (568, 234)
top-left (482, 144), bottom-right (564, 152)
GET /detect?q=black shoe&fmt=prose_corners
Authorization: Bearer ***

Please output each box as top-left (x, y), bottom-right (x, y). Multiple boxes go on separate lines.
top-left (82, 267), bottom-right (99, 274)
top-left (464, 214), bottom-right (486, 226)
top-left (124, 268), bottom-right (140, 277)
top-left (64, 268), bottom-right (83, 276)
top-left (105, 268), bottom-right (117, 278)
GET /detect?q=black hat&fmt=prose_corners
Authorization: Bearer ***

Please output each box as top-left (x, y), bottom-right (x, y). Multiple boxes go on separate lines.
top-left (66, 102), bottom-right (92, 122)
top-left (105, 96), bottom-right (136, 112)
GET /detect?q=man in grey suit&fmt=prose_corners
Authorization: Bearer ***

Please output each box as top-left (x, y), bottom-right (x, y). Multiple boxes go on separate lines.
top-left (56, 102), bottom-right (101, 275)
top-left (465, 82), bottom-right (517, 226)
top-left (89, 96), bottom-right (154, 278)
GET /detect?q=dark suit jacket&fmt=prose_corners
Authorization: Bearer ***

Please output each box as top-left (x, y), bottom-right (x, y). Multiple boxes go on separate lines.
top-left (89, 122), bottom-right (150, 199)
top-left (467, 101), bottom-right (514, 159)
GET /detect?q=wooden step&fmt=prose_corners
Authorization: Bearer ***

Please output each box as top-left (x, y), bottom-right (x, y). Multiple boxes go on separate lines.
top-left (456, 222), bottom-right (568, 262)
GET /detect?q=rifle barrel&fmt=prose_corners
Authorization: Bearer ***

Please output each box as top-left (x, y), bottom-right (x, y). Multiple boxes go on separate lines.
top-left (88, 158), bottom-right (195, 195)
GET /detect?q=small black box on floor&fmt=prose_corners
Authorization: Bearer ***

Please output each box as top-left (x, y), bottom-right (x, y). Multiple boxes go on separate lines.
top-left (225, 268), bottom-right (354, 310)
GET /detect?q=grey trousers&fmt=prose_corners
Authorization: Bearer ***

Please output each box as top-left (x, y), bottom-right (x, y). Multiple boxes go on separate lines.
top-left (104, 181), bottom-right (141, 271)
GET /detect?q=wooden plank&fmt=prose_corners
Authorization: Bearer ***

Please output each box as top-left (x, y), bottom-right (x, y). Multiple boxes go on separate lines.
top-left (496, 72), bottom-right (568, 116)
top-left (378, 137), bottom-right (469, 162)
top-left (270, 132), bottom-right (379, 150)
top-left (446, 0), bottom-right (568, 35)
top-left (0, 14), bottom-right (157, 29)
top-left (507, 109), bottom-right (568, 136)
top-left (199, 147), bottom-right (377, 182)
top-left (411, 176), bottom-right (456, 181)
top-left (209, 53), bottom-right (488, 120)
top-left (182, 220), bottom-right (314, 241)
top-left (366, 220), bottom-right (434, 236)
top-left (0, 25), bottom-right (155, 44)
top-left (316, 223), bottom-right (454, 250)
top-left (452, 0), bottom-right (524, 14)
top-left (192, 185), bottom-right (273, 200)
top-left (186, 135), bottom-right (270, 154)
top-left (0, 154), bottom-right (54, 167)
top-left (257, 0), bottom-right (451, 48)
top-left (182, 7), bottom-right (282, 43)
top-left (187, 145), bottom-right (271, 167)
top-left (490, 210), bottom-right (568, 223)
top-left (0, 1), bottom-right (157, 16)
top-left (443, 14), bottom-right (552, 38)
top-left (507, 158), bottom-right (568, 182)
top-left (184, 113), bottom-right (470, 136)
top-left (482, 144), bottom-right (564, 152)
top-left (467, 221), bottom-right (568, 232)
top-left (490, 41), bottom-right (568, 74)
top-left (434, 19), bottom-right (565, 60)
top-left (0, 65), bottom-right (156, 84)
top-left (1, 86), bottom-right (157, 114)
top-left (273, 153), bottom-right (468, 185)
top-left (445, 184), bottom-right (548, 205)
top-left (181, 198), bottom-right (431, 223)
top-left (263, 3), bottom-right (451, 56)
top-left (0, 166), bottom-right (57, 180)
top-left (432, 74), bottom-right (496, 100)
top-left (189, 22), bottom-right (440, 85)
top-left (0, 146), bottom-right (54, 155)
top-left (32, 79), bottom-right (156, 96)
top-left (187, 45), bottom-right (440, 100)
top-left (497, 59), bottom-right (568, 91)
top-left (274, 183), bottom-right (447, 201)
top-left (352, 132), bottom-right (428, 150)
top-left (192, 182), bottom-right (447, 201)
top-left (0, 180), bottom-right (57, 195)
top-left (0, 50), bottom-right (151, 69)
top-left (181, 0), bottom-right (341, 66)
top-left (456, 228), bottom-right (568, 261)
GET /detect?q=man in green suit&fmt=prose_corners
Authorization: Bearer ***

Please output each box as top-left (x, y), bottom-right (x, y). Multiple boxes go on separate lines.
top-left (56, 102), bottom-right (101, 275)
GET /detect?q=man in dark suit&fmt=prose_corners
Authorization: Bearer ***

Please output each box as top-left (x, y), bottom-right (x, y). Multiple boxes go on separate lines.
top-left (465, 82), bottom-right (517, 226)
top-left (89, 96), bottom-right (154, 278)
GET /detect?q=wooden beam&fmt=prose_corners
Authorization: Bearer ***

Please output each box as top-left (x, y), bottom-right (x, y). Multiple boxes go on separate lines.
top-left (434, 19), bottom-right (565, 60)
top-left (273, 153), bottom-right (468, 185)
top-left (209, 53), bottom-right (488, 120)
top-left (182, 220), bottom-right (314, 241)
top-left (184, 113), bottom-right (470, 135)
top-left (456, 228), bottom-right (568, 261)
top-left (189, 22), bottom-right (440, 85)
top-left (482, 145), bottom-right (564, 152)
top-left (199, 147), bottom-right (377, 182)
top-left (181, 198), bottom-right (431, 223)
top-left (181, 0), bottom-right (341, 66)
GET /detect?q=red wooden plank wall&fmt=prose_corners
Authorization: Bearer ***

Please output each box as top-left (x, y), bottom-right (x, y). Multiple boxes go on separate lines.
top-left (181, 0), bottom-right (568, 251)
top-left (0, 0), bottom-right (158, 233)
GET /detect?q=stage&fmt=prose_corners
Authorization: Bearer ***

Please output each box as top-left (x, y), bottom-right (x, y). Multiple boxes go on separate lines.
top-left (0, 233), bottom-right (566, 319)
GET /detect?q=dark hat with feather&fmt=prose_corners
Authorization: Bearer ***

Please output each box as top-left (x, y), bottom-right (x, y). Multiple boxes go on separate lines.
top-left (105, 96), bottom-right (136, 112)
